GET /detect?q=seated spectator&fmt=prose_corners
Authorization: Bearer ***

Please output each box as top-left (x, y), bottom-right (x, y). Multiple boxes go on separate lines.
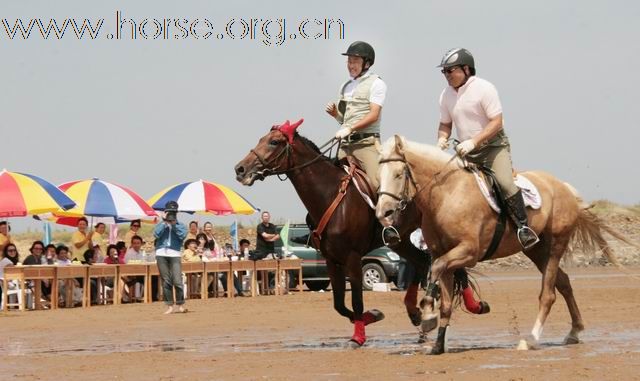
top-left (82, 249), bottom-right (99, 304)
top-left (116, 241), bottom-right (127, 260)
top-left (203, 222), bottom-right (222, 256)
top-left (55, 245), bottom-right (71, 265)
top-left (239, 239), bottom-right (252, 260)
top-left (124, 236), bottom-right (145, 263)
top-left (195, 233), bottom-right (214, 261)
top-left (182, 239), bottom-right (201, 262)
top-left (44, 244), bottom-right (57, 264)
top-left (0, 244), bottom-right (17, 298)
top-left (23, 241), bottom-right (46, 265)
top-left (103, 244), bottom-right (125, 265)
top-left (3, 243), bottom-right (20, 265)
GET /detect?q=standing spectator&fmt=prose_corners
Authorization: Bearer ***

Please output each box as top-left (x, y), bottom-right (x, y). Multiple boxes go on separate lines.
top-left (186, 221), bottom-right (199, 241)
top-left (154, 202), bottom-right (188, 314)
top-left (0, 221), bottom-right (13, 253)
top-left (70, 217), bottom-right (92, 262)
top-left (255, 211), bottom-right (279, 260)
top-left (44, 244), bottom-right (57, 264)
top-left (23, 241), bottom-right (46, 265)
top-left (123, 220), bottom-right (142, 248)
top-left (91, 223), bottom-right (107, 255)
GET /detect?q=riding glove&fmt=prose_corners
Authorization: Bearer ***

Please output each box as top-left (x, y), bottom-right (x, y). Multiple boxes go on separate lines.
top-left (335, 127), bottom-right (353, 139)
top-left (456, 139), bottom-right (476, 157)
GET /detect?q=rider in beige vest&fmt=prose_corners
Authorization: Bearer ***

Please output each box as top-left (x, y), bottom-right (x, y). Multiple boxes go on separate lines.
top-left (326, 41), bottom-right (386, 190)
top-left (435, 48), bottom-right (539, 250)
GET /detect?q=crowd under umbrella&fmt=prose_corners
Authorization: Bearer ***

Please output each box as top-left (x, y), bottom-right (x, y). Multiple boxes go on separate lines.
top-left (147, 179), bottom-right (258, 215)
top-left (0, 169), bottom-right (76, 218)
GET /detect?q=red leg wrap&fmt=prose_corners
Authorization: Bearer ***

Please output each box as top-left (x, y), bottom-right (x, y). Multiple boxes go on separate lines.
top-left (351, 320), bottom-right (366, 346)
top-left (462, 286), bottom-right (482, 314)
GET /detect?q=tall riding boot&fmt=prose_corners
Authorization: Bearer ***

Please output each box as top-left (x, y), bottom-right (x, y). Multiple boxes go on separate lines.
top-left (504, 190), bottom-right (540, 250)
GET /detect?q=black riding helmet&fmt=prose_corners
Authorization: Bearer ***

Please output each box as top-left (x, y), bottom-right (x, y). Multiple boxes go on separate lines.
top-left (342, 41), bottom-right (375, 67)
top-left (438, 47), bottom-right (475, 71)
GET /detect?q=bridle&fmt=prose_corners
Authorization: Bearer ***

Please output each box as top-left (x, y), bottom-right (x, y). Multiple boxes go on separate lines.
top-left (248, 134), bottom-right (340, 181)
top-left (377, 154), bottom-right (419, 212)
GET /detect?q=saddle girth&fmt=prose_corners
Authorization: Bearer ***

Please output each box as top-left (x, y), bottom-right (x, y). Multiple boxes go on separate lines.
top-left (311, 162), bottom-right (357, 248)
top-left (475, 166), bottom-right (508, 262)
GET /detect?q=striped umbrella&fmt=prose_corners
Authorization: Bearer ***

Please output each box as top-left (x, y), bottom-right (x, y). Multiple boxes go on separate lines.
top-left (0, 169), bottom-right (75, 217)
top-left (55, 178), bottom-right (157, 219)
top-left (148, 180), bottom-right (258, 215)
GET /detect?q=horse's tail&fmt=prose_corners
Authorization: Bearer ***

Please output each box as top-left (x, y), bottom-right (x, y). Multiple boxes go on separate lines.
top-left (571, 207), bottom-right (640, 267)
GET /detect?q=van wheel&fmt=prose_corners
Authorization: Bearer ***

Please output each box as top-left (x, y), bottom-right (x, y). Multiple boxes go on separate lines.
top-left (305, 280), bottom-right (330, 291)
top-left (362, 263), bottom-right (387, 291)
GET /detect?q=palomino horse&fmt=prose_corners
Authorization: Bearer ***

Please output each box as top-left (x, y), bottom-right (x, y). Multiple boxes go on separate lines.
top-left (376, 135), bottom-right (639, 354)
top-left (234, 120), bottom-right (441, 346)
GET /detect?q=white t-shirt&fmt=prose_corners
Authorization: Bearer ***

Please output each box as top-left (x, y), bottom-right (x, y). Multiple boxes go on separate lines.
top-left (155, 248), bottom-right (181, 258)
top-left (0, 257), bottom-right (14, 279)
top-left (439, 76), bottom-right (502, 141)
top-left (124, 248), bottom-right (142, 263)
top-left (342, 72), bottom-right (387, 106)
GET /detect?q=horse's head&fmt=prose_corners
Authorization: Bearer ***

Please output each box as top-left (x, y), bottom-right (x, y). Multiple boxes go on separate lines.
top-left (376, 135), bottom-right (417, 227)
top-left (234, 119), bottom-right (304, 186)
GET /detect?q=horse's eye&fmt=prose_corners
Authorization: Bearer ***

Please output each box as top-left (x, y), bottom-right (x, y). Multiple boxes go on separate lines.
top-left (394, 172), bottom-right (403, 179)
top-left (269, 140), bottom-right (279, 146)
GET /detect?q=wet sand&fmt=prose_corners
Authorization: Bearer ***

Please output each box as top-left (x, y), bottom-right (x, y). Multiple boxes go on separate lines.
top-left (2, 267), bottom-right (640, 380)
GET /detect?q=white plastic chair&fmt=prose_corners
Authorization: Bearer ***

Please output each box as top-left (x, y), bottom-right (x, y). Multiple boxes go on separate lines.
top-left (1, 280), bottom-right (33, 310)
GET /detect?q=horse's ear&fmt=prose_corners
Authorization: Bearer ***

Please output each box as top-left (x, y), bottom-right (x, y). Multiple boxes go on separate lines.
top-left (394, 135), bottom-right (405, 155)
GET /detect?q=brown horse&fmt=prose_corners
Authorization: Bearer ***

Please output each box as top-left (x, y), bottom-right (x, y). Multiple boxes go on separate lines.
top-left (376, 135), bottom-right (640, 354)
top-left (234, 120), bottom-right (442, 346)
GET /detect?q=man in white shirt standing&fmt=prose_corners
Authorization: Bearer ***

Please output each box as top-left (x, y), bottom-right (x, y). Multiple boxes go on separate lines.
top-left (326, 40), bottom-right (386, 190)
top-left (435, 48), bottom-right (539, 250)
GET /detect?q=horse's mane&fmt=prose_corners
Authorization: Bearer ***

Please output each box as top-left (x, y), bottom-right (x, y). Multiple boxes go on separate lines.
top-left (296, 133), bottom-right (340, 166)
top-left (381, 136), bottom-right (453, 164)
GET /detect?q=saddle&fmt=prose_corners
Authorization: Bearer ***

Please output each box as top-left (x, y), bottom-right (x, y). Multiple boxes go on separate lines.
top-left (343, 156), bottom-right (378, 208)
top-left (309, 157), bottom-right (378, 249)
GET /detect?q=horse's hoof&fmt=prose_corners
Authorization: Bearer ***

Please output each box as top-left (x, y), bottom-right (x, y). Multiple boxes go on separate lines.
top-left (564, 335), bottom-right (580, 345)
top-left (430, 345), bottom-right (445, 355)
top-left (347, 339), bottom-right (364, 349)
top-left (478, 301), bottom-right (491, 314)
top-left (517, 336), bottom-right (538, 351)
top-left (363, 309), bottom-right (385, 325)
top-left (409, 311), bottom-right (422, 327)
top-left (421, 314), bottom-right (438, 333)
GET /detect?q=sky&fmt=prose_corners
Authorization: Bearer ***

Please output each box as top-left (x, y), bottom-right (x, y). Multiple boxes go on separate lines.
top-left (1, 0), bottom-right (638, 232)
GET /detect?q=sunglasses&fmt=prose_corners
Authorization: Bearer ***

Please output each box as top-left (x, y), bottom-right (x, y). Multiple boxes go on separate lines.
top-left (440, 66), bottom-right (461, 74)
top-left (132, 225), bottom-right (141, 228)
top-left (7, 249), bottom-right (17, 252)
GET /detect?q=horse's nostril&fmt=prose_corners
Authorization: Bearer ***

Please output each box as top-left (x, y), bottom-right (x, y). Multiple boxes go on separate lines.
top-left (384, 209), bottom-right (394, 218)
top-left (235, 166), bottom-right (245, 175)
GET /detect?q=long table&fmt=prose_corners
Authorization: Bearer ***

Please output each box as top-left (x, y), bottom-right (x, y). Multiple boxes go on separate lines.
top-left (1, 259), bottom-right (303, 311)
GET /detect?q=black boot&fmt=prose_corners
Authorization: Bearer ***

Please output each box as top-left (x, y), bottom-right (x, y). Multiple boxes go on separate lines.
top-left (504, 190), bottom-right (539, 250)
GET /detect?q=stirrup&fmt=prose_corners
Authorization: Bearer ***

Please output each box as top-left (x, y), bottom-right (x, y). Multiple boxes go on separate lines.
top-left (382, 226), bottom-right (401, 246)
top-left (517, 226), bottom-right (540, 250)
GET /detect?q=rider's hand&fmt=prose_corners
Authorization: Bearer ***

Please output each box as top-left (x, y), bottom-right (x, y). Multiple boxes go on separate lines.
top-left (456, 139), bottom-right (476, 157)
top-left (437, 137), bottom-right (449, 151)
top-left (325, 102), bottom-right (338, 118)
top-left (335, 127), bottom-right (352, 139)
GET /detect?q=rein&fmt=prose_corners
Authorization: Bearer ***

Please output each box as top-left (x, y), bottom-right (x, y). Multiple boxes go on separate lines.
top-left (250, 137), bottom-right (340, 181)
